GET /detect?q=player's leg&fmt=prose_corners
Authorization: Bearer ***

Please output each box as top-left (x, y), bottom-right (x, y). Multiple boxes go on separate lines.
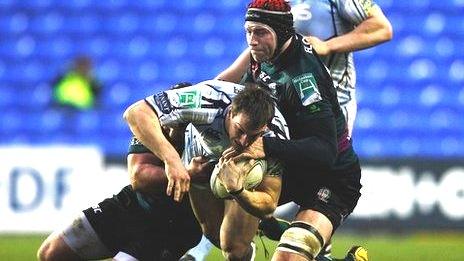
top-left (259, 212), bottom-right (334, 260)
top-left (37, 212), bottom-right (113, 261)
top-left (180, 235), bottom-right (214, 261)
top-left (274, 201), bottom-right (300, 220)
top-left (37, 231), bottom-right (80, 261)
top-left (165, 194), bottom-right (204, 260)
top-left (220, 199), bottom-right (260, 260)
top-left (188, 184), bottom-right (224, 247)
top-left (340, 97), bottom-right (357, 139)
top-left (273, 209), bottom-right (333, 261)
top-left (260, 196), bottom-right (335, 260)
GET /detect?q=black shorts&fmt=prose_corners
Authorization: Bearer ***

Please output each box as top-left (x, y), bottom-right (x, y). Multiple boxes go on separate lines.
top-left (83, 185), bottom-right (201, 261)
top-left (279, 161), bottom-right (362, 231)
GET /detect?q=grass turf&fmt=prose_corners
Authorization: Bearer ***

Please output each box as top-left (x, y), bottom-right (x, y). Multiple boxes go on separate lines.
top-left (1, 233), bottom-right (463, 260)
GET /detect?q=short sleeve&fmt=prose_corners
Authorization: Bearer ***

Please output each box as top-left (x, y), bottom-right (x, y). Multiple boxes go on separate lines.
top-left (336, 0), bottom-right (379, 25)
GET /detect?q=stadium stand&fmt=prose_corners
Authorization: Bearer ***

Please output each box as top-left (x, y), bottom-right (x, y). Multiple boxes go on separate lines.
top-left (0, 0), bottom-right (462, 158)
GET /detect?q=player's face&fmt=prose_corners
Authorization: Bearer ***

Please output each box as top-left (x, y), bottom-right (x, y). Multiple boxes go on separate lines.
top-left (245, 22), bottom-right (277, 62)
top-left (227, 111), bottom-right (266, 150)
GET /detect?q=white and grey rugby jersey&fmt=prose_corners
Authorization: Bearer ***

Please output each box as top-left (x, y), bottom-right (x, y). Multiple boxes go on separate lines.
top-left (144, 80), bottom-right (289, 165)
top-left (290, 0), bottom-right (378, 106)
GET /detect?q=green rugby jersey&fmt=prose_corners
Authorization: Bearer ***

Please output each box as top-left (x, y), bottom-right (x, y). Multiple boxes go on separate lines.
top-left (241, 35), bottom-right (358, 171)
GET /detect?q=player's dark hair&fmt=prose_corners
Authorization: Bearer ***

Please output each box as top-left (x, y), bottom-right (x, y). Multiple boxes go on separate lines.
top-left (231, 83), bottom-right (275, 130)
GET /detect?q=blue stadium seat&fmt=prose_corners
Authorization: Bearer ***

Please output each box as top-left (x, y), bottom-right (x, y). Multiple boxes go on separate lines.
top-left (98, 110), bottom-right (129, 136)
top-left (29, 12), bottom-right (64, 35)
top-left (101, 82), bottom-right (131, 109)
top-left (0, 0), bottom-right (463, 158)
top-left (74, 111), bottom-right (100, 134)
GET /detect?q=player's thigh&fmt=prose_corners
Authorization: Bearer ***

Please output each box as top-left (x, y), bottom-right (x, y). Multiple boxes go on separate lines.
top-left (274, 201), bottom-right (300, 221)
top-left (189, 186), bottom-right (224, 243)
top-left (189, 186), bottom-right (224, 224)
top-left (39, 212), bottom-right (113, 260)
top-left (220, 200), bottom-right (259, 248)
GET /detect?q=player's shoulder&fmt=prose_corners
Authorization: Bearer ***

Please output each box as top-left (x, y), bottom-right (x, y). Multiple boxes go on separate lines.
top-left (196, 79), bottom-right (244, 93)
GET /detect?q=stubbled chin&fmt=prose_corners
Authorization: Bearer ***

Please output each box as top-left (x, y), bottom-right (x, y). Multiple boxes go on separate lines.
top-left (251, 52), bottom-right (269, 63)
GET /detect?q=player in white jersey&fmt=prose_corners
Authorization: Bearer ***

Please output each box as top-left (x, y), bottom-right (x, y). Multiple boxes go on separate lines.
top-left (142, 79), bottom-right (288, 164)
top-left (38, 80), bottom-right (288, 261)
top-left (290, 0), bottom-right (392, 137)
top-left (125, 80), bottom-right (290, 260)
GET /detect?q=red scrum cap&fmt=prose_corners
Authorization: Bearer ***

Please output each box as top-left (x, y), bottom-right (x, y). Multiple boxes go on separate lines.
top-left (245, 0), bottom-right (295, 50)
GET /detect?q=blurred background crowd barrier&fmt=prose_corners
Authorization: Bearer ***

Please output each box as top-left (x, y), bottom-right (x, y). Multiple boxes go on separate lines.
top-left (0, 0), bottom-right (463, 232)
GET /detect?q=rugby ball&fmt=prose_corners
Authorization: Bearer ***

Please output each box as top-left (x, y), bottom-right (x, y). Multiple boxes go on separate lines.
top-left (210, 159), bottom-right (266, 199)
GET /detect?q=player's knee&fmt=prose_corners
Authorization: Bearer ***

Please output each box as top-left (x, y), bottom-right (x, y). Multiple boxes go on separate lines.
top-left (221, 240), bottom-right (251, 261)
top-left (276, 221), bottom-right (325, 260)
top-left (221, 244), bottom-right (249, 261)
top-left (37, 241), bottom-right (49, 261)
top-left (37, 240), bottom-right (58, 261)
top-left (37, 235), bottom-right (80, 261)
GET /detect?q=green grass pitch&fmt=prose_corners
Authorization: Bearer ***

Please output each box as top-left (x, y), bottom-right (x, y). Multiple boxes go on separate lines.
top-left (1, 233), bottom-right (463, 260)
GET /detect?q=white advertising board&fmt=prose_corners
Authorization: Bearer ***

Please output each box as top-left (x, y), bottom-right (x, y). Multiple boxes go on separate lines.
top-left (0, 146), bottom-right (127, 233)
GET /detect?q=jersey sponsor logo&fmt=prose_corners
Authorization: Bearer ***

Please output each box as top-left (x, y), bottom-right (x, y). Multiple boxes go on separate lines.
top-left (291, 2), bottom-right (312, 21)
top-left (317, 187), bottom-right (331, 203)
top-left (92, 204), bottom-right (102, 214)
top-left (154, 92), bottom-right (172, 114)
top-left (256, 71), bottom-right (278, 97)
top-left (302, 38), bottom-right (313, 54)
top-left (292, 73), bottom-right (322, 106)
top-left (178, 90), bottom-right (201, 109)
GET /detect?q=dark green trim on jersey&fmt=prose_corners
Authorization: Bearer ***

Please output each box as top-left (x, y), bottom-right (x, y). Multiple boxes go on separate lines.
top-left (128, 137), bottom-right (151, 154)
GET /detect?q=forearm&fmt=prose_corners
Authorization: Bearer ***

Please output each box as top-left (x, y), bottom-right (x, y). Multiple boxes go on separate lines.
top-left (232, 190), bottom-right (277, 219)
top-left (123, 100), bottom-right (181, 165)
top-left (326, 8), bottom-right (393, 53)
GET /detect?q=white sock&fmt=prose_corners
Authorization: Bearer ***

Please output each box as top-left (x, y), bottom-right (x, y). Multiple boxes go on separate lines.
top-left (250, 242), bottom-right (256, 261)
top-left (186, 235), bottom-right (214, 260)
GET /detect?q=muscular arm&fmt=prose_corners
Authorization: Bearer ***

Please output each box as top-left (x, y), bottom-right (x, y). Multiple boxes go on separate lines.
top-left (215, 47), bottom-right (251, 83)
top-left (124, 100), bottom-right (181, 165)
top-left (128, 152), bottom-right (167, 196)
top-left (232, 176), bottom-right (281, 219)
top-left (307, 6), bottom-right (393, 55)
top-left (123, 100), bottom-right (189, 201)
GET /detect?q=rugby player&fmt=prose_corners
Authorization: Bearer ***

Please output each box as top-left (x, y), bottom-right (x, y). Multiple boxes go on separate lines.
top-left (124, 80), bottom-right (290, 260)
top-left (38, 80), bottom-right (288, 260)
top-left (216, 1), bottom-right (365, 260)
top-left (37, 83), bottom-right (204, 261)
top-left (213, 1), bottom-right (392, 260)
